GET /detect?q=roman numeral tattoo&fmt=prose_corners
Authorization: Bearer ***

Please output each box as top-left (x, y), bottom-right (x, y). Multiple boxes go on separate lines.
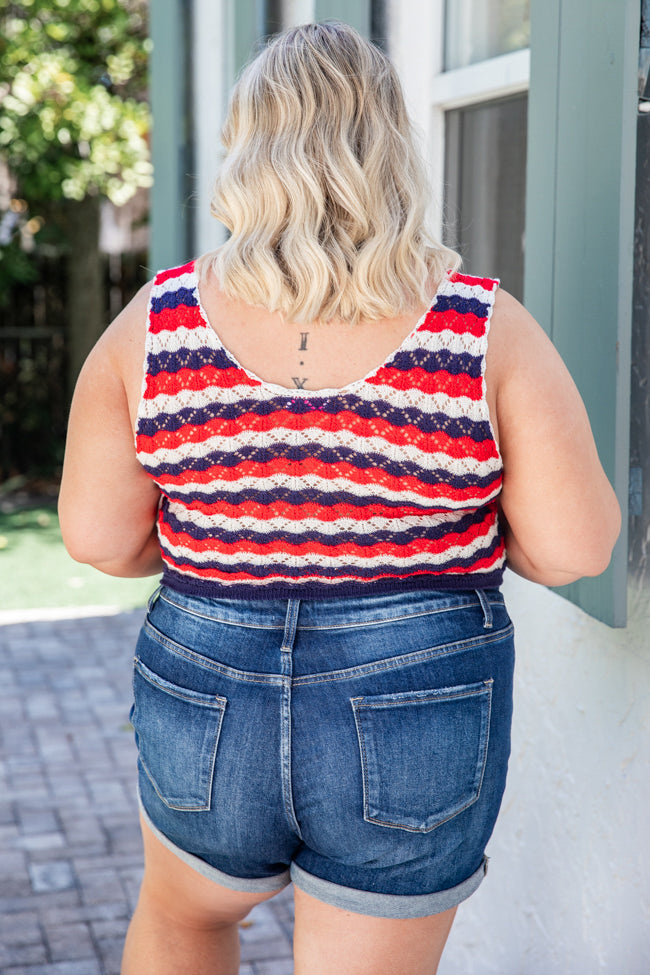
top-left (299, 332), bottom-right (309, 351)
top-left (292, 377), bottom-right (308, 389)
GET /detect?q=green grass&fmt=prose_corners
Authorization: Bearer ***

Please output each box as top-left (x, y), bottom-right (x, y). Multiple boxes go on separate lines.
top-left (0, 505), bottom-right (158, 613)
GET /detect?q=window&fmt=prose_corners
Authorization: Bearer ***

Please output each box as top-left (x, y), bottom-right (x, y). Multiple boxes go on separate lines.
top-left (444, 93), bottom-right (527, 299)
top-left (445, 0), bottom-right (530, 70)
top-left (436, 1), bottom-right (529, 300)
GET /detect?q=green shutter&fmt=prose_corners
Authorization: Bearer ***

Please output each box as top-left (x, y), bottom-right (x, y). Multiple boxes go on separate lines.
top-left (149, 0), bottom-right (193, 273)
top-left (314, 0), bottom-right (370, 35)
top-left (523, 0), bottom-right (639, 626)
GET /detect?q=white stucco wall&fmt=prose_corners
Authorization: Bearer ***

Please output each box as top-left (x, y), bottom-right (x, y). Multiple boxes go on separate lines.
top-left (439, 573), bottom-right (650, 974)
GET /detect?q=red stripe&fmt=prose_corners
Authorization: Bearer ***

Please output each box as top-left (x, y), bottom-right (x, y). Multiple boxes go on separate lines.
top-left (449, 272), bottom-right (499, 292)
top-left (154, 262), bottom-right (195, 285)
top-left (136, 407), bottom-right (498, 461)
top-left (420, 308), bottom-right (487, 338)
top-left (151, 457), bottom-right (501, 503)
top-left (144, 364), bottom-right (258, 398)
top-left (143, 365), bottom-right (260, 398)
top-left (149, 304), bottom-right (205, 334)
top-left (165, 497), bottom-right (456, 522)
top-left (367, 366), bottom-right (483, 399)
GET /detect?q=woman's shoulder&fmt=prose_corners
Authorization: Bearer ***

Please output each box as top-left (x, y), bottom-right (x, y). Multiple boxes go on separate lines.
top-left (78, 278), bottom-right (155, 420)
top-left (488, 287), bottom-right (556, 377)
top-left (102, 279), bottom-right (154, 363)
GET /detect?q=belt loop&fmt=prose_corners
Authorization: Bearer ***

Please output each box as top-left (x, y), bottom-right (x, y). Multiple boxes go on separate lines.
top-left (147, 584), bottom-right (162, 614)
top-left (475, 590), bottom-right (493, 629)
top-left (281, 599), bottom-right (301, 652)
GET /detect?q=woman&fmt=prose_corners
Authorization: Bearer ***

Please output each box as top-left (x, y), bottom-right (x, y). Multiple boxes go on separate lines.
top-left (59, 22), bottom-right (620, 975)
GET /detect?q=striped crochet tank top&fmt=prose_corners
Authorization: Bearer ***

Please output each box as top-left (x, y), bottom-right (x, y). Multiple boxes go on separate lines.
top-left (135, 261), bottom-right (505, 599)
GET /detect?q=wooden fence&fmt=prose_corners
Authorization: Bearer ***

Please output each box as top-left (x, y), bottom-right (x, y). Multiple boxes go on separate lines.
top-left (0, 251), bottom-right (148, 482)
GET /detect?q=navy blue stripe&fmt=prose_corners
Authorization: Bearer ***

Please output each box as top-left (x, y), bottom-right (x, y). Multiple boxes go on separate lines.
top-left (160, 533), bottom-right (503, 580)
top-left (164, 488), bottom-right (489, 510)
top-left (143, 446), bottom-right (499, 490)
top-left (137, 398), bottom-right (494, 443)
top-left (156, 484), bottom-right (499, 511)
top-left (146, 345), bottom-right (482, 380)
top-left (162, 507), bottom-right (489, 547)
top-left (389, 348), bottom-right (482, 377)
top-left (159, 566), bottom-right (505, 599)
top-left (147, 347), bottom-right (235, 376)
top-left (433, 294), bottom-right (490, 318)
top-left (151, 287), bottom-right (199, 314)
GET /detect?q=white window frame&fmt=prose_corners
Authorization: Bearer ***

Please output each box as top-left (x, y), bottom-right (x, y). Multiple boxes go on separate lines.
top-left (388, 1), bottom-right (530, 240)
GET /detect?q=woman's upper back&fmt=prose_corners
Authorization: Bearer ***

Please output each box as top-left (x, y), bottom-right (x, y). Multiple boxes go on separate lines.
top-left (128, 260), bottom-right (505, 599)
top-left (198, 276), bottom-right (432, 397)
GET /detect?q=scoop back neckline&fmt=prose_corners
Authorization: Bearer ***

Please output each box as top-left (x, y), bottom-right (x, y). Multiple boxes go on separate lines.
top-left (190, 266), bottom-right (452, 398)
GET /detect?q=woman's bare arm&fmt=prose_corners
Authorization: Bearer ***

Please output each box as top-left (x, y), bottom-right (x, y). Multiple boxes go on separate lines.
top-left (58, 283), bottom-right (164, 578)
top-left (487, 289), bottom-right (621, 586)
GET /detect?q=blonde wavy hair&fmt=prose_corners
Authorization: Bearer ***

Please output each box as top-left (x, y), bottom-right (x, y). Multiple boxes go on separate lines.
top-left (199, 21), bottom-right (459, 324)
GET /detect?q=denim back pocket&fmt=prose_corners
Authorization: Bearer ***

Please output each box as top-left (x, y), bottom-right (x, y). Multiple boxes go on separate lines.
top-left (132, 657), bottom-right (227, 811)
top-left (351, 680), bottom-right (492, 833)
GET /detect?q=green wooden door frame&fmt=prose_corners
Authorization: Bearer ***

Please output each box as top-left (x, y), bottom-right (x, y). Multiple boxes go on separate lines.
top-left (230, 0), bottom-right (372, 75)
top-left (229, 0), bottom-right (371, 77)
top-left (230, 0), bottom-right (267, 75)
top-left (523, 0), bottom-right (640, 626)
top-left (149, 0), bottom-right (194, 274)
top-left (314, 0), bottom-right (370, 34)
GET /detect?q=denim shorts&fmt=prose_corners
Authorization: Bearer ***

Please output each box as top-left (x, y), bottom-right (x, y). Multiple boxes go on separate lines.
top-left (130, 585), bottom-right (515, 919)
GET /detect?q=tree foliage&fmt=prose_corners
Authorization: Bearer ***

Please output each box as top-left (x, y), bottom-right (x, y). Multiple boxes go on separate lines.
top-left (0, 0), bottom-right (151, 204)
top-left (0, 0), bottom-right (152, 477)
top-left (0, 0), bottom-right (152, 262)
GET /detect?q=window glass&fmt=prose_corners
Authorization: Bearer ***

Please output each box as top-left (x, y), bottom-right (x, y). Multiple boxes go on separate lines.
top-left (443, 93), bottom-right (527, 301)
top-left (445, 0), bottom-right (530, 71)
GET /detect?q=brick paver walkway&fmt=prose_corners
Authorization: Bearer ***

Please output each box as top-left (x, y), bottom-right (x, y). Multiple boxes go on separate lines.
top-left (0, 608), bottom-right (294, 975)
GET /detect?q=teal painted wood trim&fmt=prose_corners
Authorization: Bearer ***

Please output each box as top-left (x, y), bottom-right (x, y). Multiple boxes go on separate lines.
top-left (524, 0), bottom-right (639, 626)
top-left (522, 0), bottom-right (560, 339)
top-left (150, 0), bottom-right (192, 274)
top-left (314, 0), bottom-right (370, 35)
top-left (231, 0), bottom-right (267, 76)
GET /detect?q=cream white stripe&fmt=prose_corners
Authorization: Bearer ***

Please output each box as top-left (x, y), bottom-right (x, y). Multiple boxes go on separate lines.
top-left (147, 322), bottom-right (488, 361)
top-left (147, 327), bottom-right (224, 353)
top-left (158, 472), bottom-right (501, 507)
top-left (150, 270), bottom-right (197, 299)
top-left (165, 506), bottom-right (471, 536)
top-left (398, 329), bottom-right (486, 358)
top-left (438, 278), bottom-right (498, 302)
top-left (139, 385), bottom-right (491, 422)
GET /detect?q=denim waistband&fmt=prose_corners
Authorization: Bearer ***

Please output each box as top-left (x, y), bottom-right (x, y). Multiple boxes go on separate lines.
top-left (151, 585), bottom-right (503, 631)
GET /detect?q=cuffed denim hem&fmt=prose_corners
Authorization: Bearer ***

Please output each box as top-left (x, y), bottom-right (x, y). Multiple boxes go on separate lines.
top-left (139, 798), bottom-right (291, 894)
top-left (290, 857), bottom-right (488, 919)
